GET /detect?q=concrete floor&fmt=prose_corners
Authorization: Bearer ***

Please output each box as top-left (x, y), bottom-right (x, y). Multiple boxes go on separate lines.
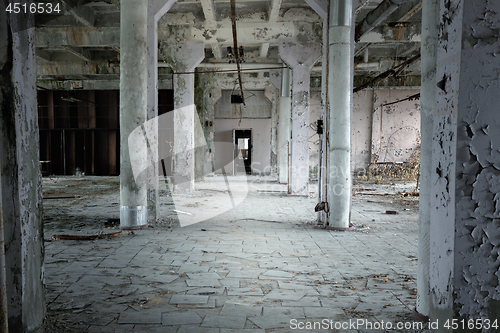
top-left (43, 175), bottom-right (426, 332)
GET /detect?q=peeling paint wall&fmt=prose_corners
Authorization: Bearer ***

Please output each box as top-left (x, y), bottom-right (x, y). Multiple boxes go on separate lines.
top-left (309, 88), bottom-right (421, 176)
top-left (370, 89), bottom-right (421, 164)
top-left (213, 119), bottom-right (271, 175)
top-left (452, 0), bottom-right (500, 320)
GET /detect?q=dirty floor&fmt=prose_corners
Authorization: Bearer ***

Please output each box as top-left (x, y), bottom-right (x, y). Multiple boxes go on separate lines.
top-left (42, 175), bottom-right (426, 333)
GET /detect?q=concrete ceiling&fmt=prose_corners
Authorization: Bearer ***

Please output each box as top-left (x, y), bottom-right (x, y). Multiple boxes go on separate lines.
top-left (35, 0), bottom-right (422, 89)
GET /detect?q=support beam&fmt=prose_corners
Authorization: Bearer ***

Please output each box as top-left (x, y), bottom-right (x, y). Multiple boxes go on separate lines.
top-left (354, 0), bottom-right (415, 42)
top-left (416, 0), bottom-right (437, 319)
top-left (278, 65), bottom-right (291, 184)
top-left (62, 46), bottom-right (93, 62)
top-left (268, 0), bottom-right (283, 21)
top-left (279, 37), bottom-right (321, 196)
top-left (146, 0), bottom-right (177, 225)
top-left (163, 43), bottom-right (205, 193)
top-left (211, 44), bottom-right (222, 59)
top-left (427, 0), bottom-right (500, 325)
top-left (304, 0), bottom-right (328, 19)
top-left (59, 0), bottom-right (95, 27)
top-left (120, 0), bottom-right (149, 229)
top-left (1, 5), bottom-right (45, 331)
top-left (200, 0), bottom-right (217, 25)
top-left (327, 0), bottom-right (352, 229)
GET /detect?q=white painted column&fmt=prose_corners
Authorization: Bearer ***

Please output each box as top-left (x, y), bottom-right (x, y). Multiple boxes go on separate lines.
top-left (417, 0), bottom-right (438, 318)
top-left (428, 0), bottom-right (500, 325)
top-left (327, 0), bottom-right (352, 229)
top-left (278, 66), bottom-right (291, 185)
top-left (164, 43), bottom-right (205, 193)
top-left (120, 0), bottom-right (149, 229)
top-left (146, 0), bottom-right (177, 224)
top-left (279, 38), bottom-right (322, 195)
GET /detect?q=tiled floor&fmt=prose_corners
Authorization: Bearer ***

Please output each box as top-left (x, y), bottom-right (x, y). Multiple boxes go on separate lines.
top-left (43, 175), bottom-right (425, 332)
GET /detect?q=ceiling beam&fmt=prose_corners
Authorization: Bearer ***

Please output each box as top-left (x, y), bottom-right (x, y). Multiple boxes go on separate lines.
top-left (211, 44), bottom-right (222, 59)
top-left (259, 43), bottom-right (270, 59)
top-left (398, 1), bottom-right (422, 22)
top-left (58, 0), bottom-right (95, 27)
top-left (268, 0), bottom-right (282, 22)
top-left (304, 0), bottom-right (327, 19)
top-left (62, 46), bottom-right (93, 62)
top-left (200, 0), bottom-right (217, 25)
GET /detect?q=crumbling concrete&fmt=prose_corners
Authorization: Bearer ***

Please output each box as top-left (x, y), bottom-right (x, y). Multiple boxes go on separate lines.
top-left (0, 7), bottom-right (45, 332)
top-left (278, 37), bottom-right (321, 196)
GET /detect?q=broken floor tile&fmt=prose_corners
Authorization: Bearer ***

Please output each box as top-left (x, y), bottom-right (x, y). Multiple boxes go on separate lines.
top-left (219, 304), bottom-right (263, 317)
top-left (264, 290), bottom-right (306, 301)
top-left (227, 288), bottom-right (264, 296)
top-left (162, 311), bottom-right (202, 325)
top-left (201, 314), bottom-right (246, 329)
top-left (169, 295), bottom-right (209, 305)
top-left (247, 315), bottom-right (293, 329)
top-left (117, 310), bottom-right (162, 324)
top-left (186, 278), bottom-right (221, 287)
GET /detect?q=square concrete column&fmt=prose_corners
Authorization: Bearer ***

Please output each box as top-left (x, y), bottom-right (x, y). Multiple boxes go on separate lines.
top-left (120, 0), bottom-right (149, 229)
top-left (428, 0), bottom-right (500, 326)
top-left (278, 38), bottom-right (322, 195)
top-left (0, 7), bottom-right (45, 331)
top-left (162, 43), bottom-right (205, 193)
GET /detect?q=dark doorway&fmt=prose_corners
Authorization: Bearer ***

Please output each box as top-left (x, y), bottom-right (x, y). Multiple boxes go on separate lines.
top-left (233, 129), bottom-right (252, 175)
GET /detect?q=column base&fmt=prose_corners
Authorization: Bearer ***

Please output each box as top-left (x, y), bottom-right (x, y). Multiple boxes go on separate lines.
top-left (120, 206), bottom-right (148, 229)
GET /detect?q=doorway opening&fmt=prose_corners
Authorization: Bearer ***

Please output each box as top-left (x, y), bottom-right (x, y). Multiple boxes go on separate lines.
top-left (233, 129), bottom-right (252, 175)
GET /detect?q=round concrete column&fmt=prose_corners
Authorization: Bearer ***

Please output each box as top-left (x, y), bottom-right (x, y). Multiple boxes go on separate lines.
top-left (327, 0), bottom-right (352, 229)
top-left (119, 0), bottom-right (149, 229)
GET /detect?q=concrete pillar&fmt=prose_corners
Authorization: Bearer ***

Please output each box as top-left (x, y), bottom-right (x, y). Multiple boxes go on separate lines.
top-left (120, 0), bottom-right (149, 229)
top-left (265, 82), bottom-right (280, 176)
top-left (428, 0), bottom-right (500, 326)
top-left (0, 6), bottom-right (45, 331)
top-left (417, 0), bottom-right (438, 318)
top-left (163, 43), bottom-right (204, 193)
top-left (279, 38), bottom-right (322, 195)
top-left (278, 66), bottom-right (291, 185)
top-left (327, 0), bottom-right (352, 229)
top-left (203, 86), bottom-right (221, 175)
top-left (146, 0), bottom-right (177, 223)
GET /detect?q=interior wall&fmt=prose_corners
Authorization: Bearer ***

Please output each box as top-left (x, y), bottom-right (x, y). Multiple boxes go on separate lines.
top-left (309, 88), bottom-right (421, 175)
top-left (213, 119), bottom-right (272, 175)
